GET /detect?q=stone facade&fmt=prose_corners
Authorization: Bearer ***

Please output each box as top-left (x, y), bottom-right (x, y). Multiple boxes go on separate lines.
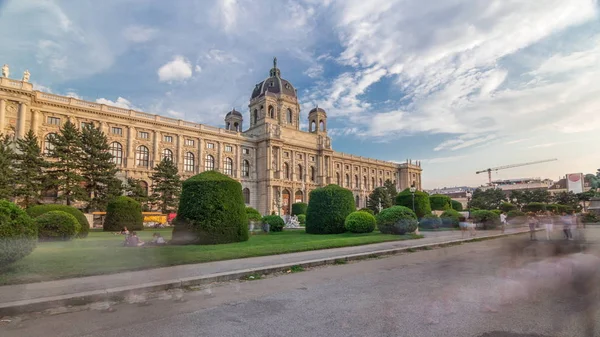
top-left (0, 62), bottom-right (422, 215)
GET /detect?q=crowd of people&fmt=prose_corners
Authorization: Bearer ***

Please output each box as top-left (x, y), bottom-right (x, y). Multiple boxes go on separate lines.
top-left (525, 211), bottom-right (581, 241)
top-left (117, 227), bottom-right (167, 247)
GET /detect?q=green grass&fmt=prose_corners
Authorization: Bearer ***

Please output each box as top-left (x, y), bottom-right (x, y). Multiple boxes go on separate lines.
top-left (0, 229), bottom-right (420, 285)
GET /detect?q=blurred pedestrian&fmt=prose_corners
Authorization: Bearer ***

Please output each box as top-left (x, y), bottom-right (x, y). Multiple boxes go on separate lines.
top-left (500, 212), bottom-right (507, 233)
top-left (542, 211), bottom-right (554, 241)
top-left (560, 212), bottom-right (573, 240)
top-left (527, 212), bottom-right (538, 241)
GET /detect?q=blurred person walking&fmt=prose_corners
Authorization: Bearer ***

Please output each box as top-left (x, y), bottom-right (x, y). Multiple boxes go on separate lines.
top-left (527, 212), bottom-right (538, 241)
top-left (541, 211), bottom-right (554, 241)
top-left (560, 211), bottom-right (573, 240)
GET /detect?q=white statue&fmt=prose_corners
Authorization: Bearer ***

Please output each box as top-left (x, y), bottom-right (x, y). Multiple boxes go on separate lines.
top-left (22, 70), bottom-right (30, 82)
top-left (284, 215), bottom-right (301, 229)
top-left (1, 64), bottom-right (8, 78)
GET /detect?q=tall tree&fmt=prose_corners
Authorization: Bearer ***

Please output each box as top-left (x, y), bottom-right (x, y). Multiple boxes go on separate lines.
top-left (383, 179), bottom-right (397, 204)
top-left (367, 187), bottom-right (392, 214)
top-left (577, 190), bottom-right (597, 212)
top-left (80, 123), bottom-right (122, 211)
top-left (125, 177), bottom-right (149, 207)
top-left (0, 134), bottom-right (15, 200)
top-left (470, 188), bottom-right (506, 210)
top-left (149, 158), bottom-right (181, 213)
top-left (553, 191), bottom-right (580, 210)
top-left (13, 130), bottom-right (47, 207)
top-left (47, 121), bottom-right (87, 206)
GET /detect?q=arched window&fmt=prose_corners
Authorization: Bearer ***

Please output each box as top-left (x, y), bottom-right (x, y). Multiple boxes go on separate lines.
top-left (345, 174), bottom-right (350, 188)
top-left (243, 188), bottom-right (250, 204)
top-left (234, 122), bottom-right (239, 131)
top-left (109, 142), bottom-right (123, 166)
top-left (320, 120), bottom-right (325, 131)
top-left (297, 164), bottom-right (303, 181)
top-left (184, 152), bottom-right (195, 172)
top-left (205, 154), bottom-right (215, 171)
top-left (242, 160), bottom-right (250, 177)
top-left (336, 172), bottom-right (341, 185)
top-left (379, 178), bottom-right (383, 187)
top-left (355, 195), bottom-right (360, 207)
top-left (363, 176), bottom-right (367, 190)
top-left (226, 122), bottom-right (231, 130)
top-left (354, 175), bottom-right (359, 189)
top-left (268, 105), bottom-right (275, 118)
top-left (283, 162), bottom-right (290, 179)
top-left (44, 133), bottom-right (57, 156)
top-left (310, 167), bottom-right (316, 182)
top-left (224, 157), bottom-right (233, 175)
top-left (136, 146), bottom-right (149, 168)
top-left (252, 109), bottom-right (258, 125)
top-left (162, 148), bottom-right (173, 162)
top-left (311, 121), bottom-right (316, 132)
top-left (372, 177), bottom-right (375, 189)
top-left (287, 108), bottom-right (293, 124)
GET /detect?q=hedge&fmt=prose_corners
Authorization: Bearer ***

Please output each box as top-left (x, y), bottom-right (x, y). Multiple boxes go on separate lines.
top-left (396, 189), bottom-right (431, 218)
top-left (298, 214), bottom-right (306, 225)
top-left (103, 196), bottom-right (143, 232)
top-left (472, 210), bottom-right (500, 229)
top-left (499, 202), bottom-right (517, 213)
top-left (27, 204), bottom-right (90, 238)
top-left (245, 207), bottom-right (262, 222)
top-left (491, 209), bottom-right (502, 216)
top-left (440, 209), bottom-right (461, 228)
top-left (451, 200), bottom-right (463, 211)
top-left (35, 211), bottom-right (80, 241)
top-left (358, 208), bottom-right (374, 215)
top-left (419, 214), bottom-right (442, 229)
top-left (429, 194), bottom-right (452, 211)
top-left (522, 202), bottom-right (546, 213)
top-left (306, 184), bottom-right (355, 234)
top-left (507, 210), bottom-right (526, 219)
top-left (376, 206), bottom-right (418, 235)
top-left (261, 215), bottom-right (285, 232)
top-left (171, 171), bottom-right (248, 244)
top-left (0, 200), bottom-right (37, 268)
top-left (291, 202), bottom-right (308, 216)
top-left (344, 211), bottom-right (376, 233)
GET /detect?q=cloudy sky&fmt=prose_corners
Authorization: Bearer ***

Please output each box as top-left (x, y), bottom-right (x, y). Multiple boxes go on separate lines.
top-left (1, 0), bottom-right (599, 189)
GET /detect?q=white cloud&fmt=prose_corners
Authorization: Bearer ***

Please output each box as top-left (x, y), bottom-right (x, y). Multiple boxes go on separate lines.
top-left (96, 97), bottom-right (137, 110)
top-left (123, 25), bottom-right (158, 43)
top-left (157, 55), bottom-right (193, 82)
top-left (195, 65), bottom-right (202, 72)
top-left (422, 155), bottom-right (468, 164)
top-left (304, 64), bottom-right (324, 78)
top-left (167, 109), bottom-right (183, 118)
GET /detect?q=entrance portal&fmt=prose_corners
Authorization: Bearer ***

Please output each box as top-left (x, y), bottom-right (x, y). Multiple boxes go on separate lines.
top-left (282, 189), bottom-right (291, 215)
top-left (294, 190), bottom-right (303, 203)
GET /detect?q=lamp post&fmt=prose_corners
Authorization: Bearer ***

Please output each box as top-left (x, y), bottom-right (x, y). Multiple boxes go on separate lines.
top-left (410, 186), bottom-right (418, 235)
top-left (466, 191), bottom-right (472, 219)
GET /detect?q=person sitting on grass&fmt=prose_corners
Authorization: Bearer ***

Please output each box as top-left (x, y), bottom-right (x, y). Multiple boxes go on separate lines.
top-left (148, 232), bottom-right (166, 245)
top-left (124, 232), bottom-right (145, 247)
top-left (120, 226), bottom-right (129, 235)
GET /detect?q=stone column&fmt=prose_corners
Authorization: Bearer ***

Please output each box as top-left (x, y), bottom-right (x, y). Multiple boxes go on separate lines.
top-left (267, 144), bottom-right (272, 179)
top-left (17, 102), bottom-right (27, 139)
top-left (236, 145), bottom-right (241, 178)
top-left (127, 126), bottom-right (135, 168)
top-left (0, 99), bottom-right (6, 134)
top-left (290, 150), bottom-right (295, 181)
top-left (30, 109), bottom-right (39, 135)
top-left (197, 138), bottom-right (203, 173)
top-left (153, 131), bottom-right (160, 165)
top-left (176, 134), bottom-right (183, 171)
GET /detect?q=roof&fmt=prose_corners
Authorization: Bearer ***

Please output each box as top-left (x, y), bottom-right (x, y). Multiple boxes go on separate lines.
top-left (309, 106), bottom-right (327, 115)
top-left (250, 58), bottom-right (297, 99)
top-left (225, 108), bottom-right (242, 118)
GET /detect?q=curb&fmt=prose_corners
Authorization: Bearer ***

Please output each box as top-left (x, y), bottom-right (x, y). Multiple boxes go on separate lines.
top-left (0, 229), bottom-right (533, 317)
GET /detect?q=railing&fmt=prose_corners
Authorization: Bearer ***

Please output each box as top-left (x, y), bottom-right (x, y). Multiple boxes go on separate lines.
top-left (37, 92), bottom-right (71, 103)
top-left (159, 116), bottom-right (180, 125)
top-left (135, 111), bottom-right (155, 120)
top-left (73, 99), bottom-right (100, 109)
top-left (182, 120), bottom-right (200, 128)
top-left (103, 105), bottom-right (129, 115)
top-left (0, 78), bottom-right (34, 91)
top-left (201, 125), bottom-right (221, 133)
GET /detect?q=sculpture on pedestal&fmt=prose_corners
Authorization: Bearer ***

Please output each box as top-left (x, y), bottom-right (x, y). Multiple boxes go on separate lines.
top-left (22, 70), bottom-right (30, 82)
top-left (1, 64), bottom-right (8, 78)
top-left (284, 215), bottom-right (301, 229)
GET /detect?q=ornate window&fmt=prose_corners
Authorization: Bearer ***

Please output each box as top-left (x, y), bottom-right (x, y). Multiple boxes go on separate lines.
top-left (109, 141), bottom-right (123, 166)
top-left (345, 174), bottom-right (350, 188)
top-left (162, 149), bottom-right (173, 162)
top-left (268, 106), bottom-right (275, 118)
top-left (135, 146), bottom-right (149, 168)
top-left (355, 195), bottom-right (360, 207)
top-left (379, 178), bottom-right (383, 186)
top-left (354, 175), bottom-right (359, 189)
top-left (184, 152), bottom-right (195, 172)
top-left (44, 133), bottom-right (57, 156)
top-left (372, 177), bottom-right (375, 189)
top-left (297, 164), bottom-right (303, 181)
top-left (283, 162), bottom-right (290, 179)
top-left (287, 108), bottom-right (293, 124)
top-left (243, 188), bottom-right (250, 204)
top-left (363, 176), bottom-right (367, 190)
top-left (336, 172), bottom-right (341, 185)
top-left (310, 167), bottom-right (316, 182)
top-left (205, 154), bottom-right (215, 171)
top-left (224, 157), bottom-right (233, 175)
top-left (242, 160), bottom-right (250, 177)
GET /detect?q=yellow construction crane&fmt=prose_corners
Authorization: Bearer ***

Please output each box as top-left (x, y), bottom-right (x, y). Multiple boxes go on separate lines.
top-left (476, 158), bottom-right (558, 185)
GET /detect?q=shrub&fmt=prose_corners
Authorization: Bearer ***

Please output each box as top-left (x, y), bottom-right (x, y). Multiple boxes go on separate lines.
top-left (491, 209), bottom-right (502, 216)
top-left (358, 208), bottom-right (374, 215)
top-left (396, 189), bottom-right (431, 218)
top-left (507, 210), bottom-right (526, 219)
top-left (245, 207), bottom-right (262, 222)
top-left (344, 211), bottom-right (376, 233)
top-left (499, 202), bottom-right (517, 213)
top-left (27, 204), bottom-right (90, 238)
top-left (419, 214), bottom-right (442, 229)
top-left (35, 211), bottom-right (80, 241)
top-left (306, 185), bottom-right (355, 234)
top-left (171, 171), bottom-right (248, 244)
top-left (262, 215), bottom-right (285, 232)
top-left (103, 196), bottom-right (143, 232)
top-left (0, 200), bottom-right (37, 268)
top-left (546, 204), bottom-right (559, 213)
top-left (522, 202), bottom-right (546, 213)
top-left (429, 194), bottom-right (452, 211)
top-left (451, 200), bottom-right (463, 211)
top-left (291, 202), bottom-right (308, 216)
top-left (297, 214), bottom-right (306, 224)
top-left (440, 209), bottom-right (461, 228)
top-left (376, 206), bottom-right (418, 235)
top-left (472, 210), bottom-right (500, 229)
top-left (553, 204), bottom-right (573, 214)
top-left (581, 213), bottom-right (599, 223)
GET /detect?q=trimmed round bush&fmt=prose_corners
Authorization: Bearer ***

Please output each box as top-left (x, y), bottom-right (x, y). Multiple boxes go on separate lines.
top-left (522, 202), bottom-right (546, 213)
top-left (262, 215), bottom-right (285, 232)
top-left (396, 189), bottom-right (432, 218)
top-left (103, 196), bottom-right (143, 232)
top-left (27, 204), bottom-right (90, 238)
top-left (440, 209), bottom-right (461, 228)
top-left (245, 207), bottom-right (262, 222)
top-left (306, 184), bottom-right (355, 234)
top-left (358, 208), bottom-right (374, 215)
top-left (451, 200), bottom-right (463, 211)
top-left (472, 210), bottom-right (500, 229)
top-left (376, 206), bottom-right (418, 235)
top-left (297, 214), bottom-right (306, 225)
top-left (499, 202), bottom-right (517, 213)
top-left (35, 211), bottom-right (80, 241)
top-left (0, 200), bottom-right (37, 268)
top-left (171, 171), bottom-right (248, 245)
top-left (429, 194), bottom-right (452, 211)
top-left (291, 202), bottom-right (308, 216)
top-left (344, 211), bottom-right (376, 233)
top-left (419, 214), bottom-right (442, 229)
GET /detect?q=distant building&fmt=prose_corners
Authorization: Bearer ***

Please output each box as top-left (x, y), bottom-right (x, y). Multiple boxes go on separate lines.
top-left (548, 175), bottom-right (592, 195)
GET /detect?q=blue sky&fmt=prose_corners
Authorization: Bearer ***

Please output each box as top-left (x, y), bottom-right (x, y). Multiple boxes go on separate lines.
top-left (1, 0), bottom-right (600, 189)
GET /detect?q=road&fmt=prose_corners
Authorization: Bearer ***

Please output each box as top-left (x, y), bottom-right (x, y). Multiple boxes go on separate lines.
top-left (2, 228), bottom-right (599, 337)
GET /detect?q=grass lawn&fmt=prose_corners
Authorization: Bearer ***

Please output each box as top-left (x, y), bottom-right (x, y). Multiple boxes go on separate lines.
top-left (0, 229), bottom-right (420, 285)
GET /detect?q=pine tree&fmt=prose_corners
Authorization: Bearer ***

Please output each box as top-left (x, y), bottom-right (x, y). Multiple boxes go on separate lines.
top-left (125, 177), bottom-right (149, 206)
top-left (383, 179), bottom-right (398, 203)
top-left (150, 158), bottom-right (181, 213)
top-left (47, 121), bottom-right (87, 206)
top-left (367, 187), bottom-right (392, 214)
top-left (13, 130), bottom-right (48, 207)
top-left (0, 134), bottom-right (15, 200)
top-left (80, 123), bottom-right (122, 211)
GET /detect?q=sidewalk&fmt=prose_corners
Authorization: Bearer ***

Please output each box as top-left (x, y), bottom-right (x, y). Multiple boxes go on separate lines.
top-left (0, 227), bottom-right (532, 316)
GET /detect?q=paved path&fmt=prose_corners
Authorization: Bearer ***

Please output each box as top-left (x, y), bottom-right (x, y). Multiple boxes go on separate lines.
top-left (1, 227), bottom-right (598, 337)
top-left (0, 228), bottom-right (526, 306)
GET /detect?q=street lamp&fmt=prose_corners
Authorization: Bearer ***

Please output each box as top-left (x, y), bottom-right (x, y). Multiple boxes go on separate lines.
top-left (410, 186), bottom-right (419, 235)
top-left (466, 191), bottom-right (472, 219)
